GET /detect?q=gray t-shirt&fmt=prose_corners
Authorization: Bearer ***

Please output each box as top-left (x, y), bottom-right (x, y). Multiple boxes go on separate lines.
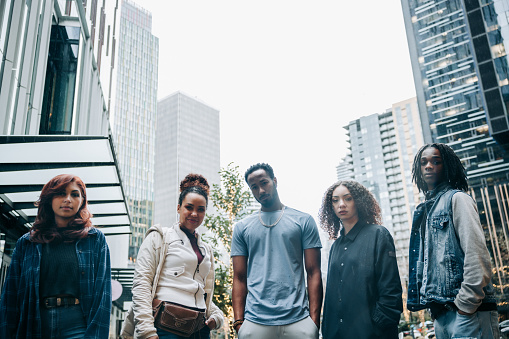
top-left (231, 206), bottom-right (322, 325)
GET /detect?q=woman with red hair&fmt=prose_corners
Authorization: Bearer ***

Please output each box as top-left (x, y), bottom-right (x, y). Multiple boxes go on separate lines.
top-left (0, 174), bottom-right (111, 338)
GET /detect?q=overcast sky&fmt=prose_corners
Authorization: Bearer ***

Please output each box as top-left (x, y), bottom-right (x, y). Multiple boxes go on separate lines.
top-left (138, 0), bottom-right (417, 220)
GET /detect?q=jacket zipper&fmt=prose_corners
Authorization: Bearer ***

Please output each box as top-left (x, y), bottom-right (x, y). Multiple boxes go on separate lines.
top-left (192, 243), bottom-right (208, 307)
top-left (193, 260), bottom-right (200, 306)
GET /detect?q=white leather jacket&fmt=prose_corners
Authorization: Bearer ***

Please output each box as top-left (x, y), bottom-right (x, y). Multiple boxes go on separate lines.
top-left (130, 223), bottom-right (224, 338)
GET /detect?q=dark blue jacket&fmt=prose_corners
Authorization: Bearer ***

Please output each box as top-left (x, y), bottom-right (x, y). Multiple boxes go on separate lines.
top-left (0, 228), bottom-right (111, 338)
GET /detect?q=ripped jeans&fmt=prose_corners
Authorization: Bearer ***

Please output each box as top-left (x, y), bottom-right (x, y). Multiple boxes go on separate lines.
top-left (434, 310), bottom-right (499, 339)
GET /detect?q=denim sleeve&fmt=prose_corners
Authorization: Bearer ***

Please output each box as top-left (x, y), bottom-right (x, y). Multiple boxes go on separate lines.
top-left (84, 232), bottom-right (112, 339)
top-left (371, 228), bottom-right (403, 328)
top-left (0, 239), bottom-right (24, 339)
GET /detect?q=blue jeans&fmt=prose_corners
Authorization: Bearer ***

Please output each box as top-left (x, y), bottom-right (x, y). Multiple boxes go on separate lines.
top-left (434, 310), bottom-right (499, 339)
top-left (156, 325), bottom-right (210, 339)
top-left (40, 304), bottom-right (86, 338)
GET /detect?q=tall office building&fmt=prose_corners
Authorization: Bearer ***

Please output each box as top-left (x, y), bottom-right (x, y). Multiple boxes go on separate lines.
top-left (154, 92), bottom-right (220, 225)
top-left (343, 97), bottom-right (424, 291)
top-left (401, 0), bottom-right (509, 310)
top-left (109, 0), bottom-right (159, 261)
top-left (401, 0), bottom-right (509, 180)
top-left (463, 0), bottom-right (509, 146)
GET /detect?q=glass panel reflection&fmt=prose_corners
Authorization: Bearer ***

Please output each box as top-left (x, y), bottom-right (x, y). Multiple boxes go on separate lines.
top-left (40, 25), bottom-right (80, 135)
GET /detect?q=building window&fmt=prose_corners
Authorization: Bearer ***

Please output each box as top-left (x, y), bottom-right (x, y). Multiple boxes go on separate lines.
top-left (40, 25), bottom-right (80, 135)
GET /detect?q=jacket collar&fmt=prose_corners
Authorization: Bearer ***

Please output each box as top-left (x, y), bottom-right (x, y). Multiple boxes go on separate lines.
top-left (340, 222), bottom-right (368, 242)
top-left (172, 222), bottom-right (203, 244)
top-left (424, 182), bottom-right (451, 201)
top-left (87, 227), bottom-right (99, 236)
top-left (24, 226), bottom-right (100, 242)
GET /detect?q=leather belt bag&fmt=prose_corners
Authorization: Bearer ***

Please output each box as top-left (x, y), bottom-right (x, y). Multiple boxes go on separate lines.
top-left (152, 299), bottom-right (206, 337)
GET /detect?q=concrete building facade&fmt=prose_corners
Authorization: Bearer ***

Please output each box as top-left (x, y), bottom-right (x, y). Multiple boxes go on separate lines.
top-left (154, 92), bottom-right (220, 226)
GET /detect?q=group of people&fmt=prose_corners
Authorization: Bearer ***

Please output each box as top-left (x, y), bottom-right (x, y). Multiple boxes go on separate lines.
top-left (0, 142), bottom-right (500, 339)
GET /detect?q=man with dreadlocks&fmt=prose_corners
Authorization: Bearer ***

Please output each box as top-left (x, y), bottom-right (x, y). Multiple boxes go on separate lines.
top-left (407, 143), bottom-right (499, 339)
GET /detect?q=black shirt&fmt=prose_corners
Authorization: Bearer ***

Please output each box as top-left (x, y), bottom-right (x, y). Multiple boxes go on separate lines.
top-left (40, 241), bottom-right (80, 299)
top-left (322, 223), bottom-right (403, 339)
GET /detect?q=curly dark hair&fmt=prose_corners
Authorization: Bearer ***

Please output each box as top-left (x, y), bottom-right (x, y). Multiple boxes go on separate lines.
top-left (412, 143), bottom-right (468, 193)
top-left (244, 163), bottom-right (274, 183)
top-left (319, 180), bottom-right (382, 239)
top-left (31, 174), bottom-right (93, 243)
top-left (178, 173), bottom-right (210, 206)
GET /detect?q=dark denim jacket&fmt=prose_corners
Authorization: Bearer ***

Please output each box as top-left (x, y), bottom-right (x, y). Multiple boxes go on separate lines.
top-left (407, 184), bottom-right (495, 311)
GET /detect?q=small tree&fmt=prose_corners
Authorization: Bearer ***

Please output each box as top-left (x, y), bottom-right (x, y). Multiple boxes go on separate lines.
top-left (204, 163), bottom-right (252, 337)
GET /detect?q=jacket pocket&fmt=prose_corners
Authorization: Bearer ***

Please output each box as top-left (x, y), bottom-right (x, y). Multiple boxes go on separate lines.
top-left (430, 215), bottom-right (449, 230)
top-left (168, 266), bottom-right (185, 277)
top-left (444, 254), bottom-right (462, 296)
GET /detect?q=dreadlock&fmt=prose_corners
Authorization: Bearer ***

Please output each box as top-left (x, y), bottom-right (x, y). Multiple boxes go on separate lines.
top-left (412, 143), bottom-right (468, 193)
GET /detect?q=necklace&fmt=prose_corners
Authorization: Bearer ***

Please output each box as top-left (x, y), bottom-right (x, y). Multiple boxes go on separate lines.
top-left (258, 205), bottom-right (286, 228)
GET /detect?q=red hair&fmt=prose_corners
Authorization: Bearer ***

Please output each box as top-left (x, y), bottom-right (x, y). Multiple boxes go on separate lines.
top-left (30, 174), bottom-right (93, 243)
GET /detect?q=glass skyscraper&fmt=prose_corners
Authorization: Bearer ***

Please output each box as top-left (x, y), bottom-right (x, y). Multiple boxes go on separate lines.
top-left (109, 0), bottom-right (159, 262)
top-left (463, 0), bottom-right (509, 146)
top-left (401, 0), bottom-right (509, 181)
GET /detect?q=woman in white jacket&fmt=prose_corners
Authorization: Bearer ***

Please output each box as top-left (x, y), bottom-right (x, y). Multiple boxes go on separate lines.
top-left (129, 174), bottom-right (224, 339)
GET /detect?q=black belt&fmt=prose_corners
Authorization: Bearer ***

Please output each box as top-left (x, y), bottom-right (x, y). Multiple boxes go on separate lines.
top-left (429, 302), bottom-right (497, 320)
top-left (42, 297), bottom-right (80, 309)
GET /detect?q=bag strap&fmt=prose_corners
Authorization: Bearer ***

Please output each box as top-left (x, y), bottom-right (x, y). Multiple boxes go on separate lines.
top-left (150, 226), bottom-right (178, 300)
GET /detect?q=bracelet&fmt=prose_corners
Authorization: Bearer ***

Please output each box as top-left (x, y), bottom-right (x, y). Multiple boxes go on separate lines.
top-left (233, 319), bottom-right (244, 328)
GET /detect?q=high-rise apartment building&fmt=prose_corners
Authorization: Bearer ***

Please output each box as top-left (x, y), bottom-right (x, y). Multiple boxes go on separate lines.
top-left (336, 155), bottom-right (354, 181)
top-left (108, 0), bottom-right (159, 262)
top-left (401, 0), bottom-right (509, 311)
top-left (390, 98), bottom-right (425, 275)
top-left (342, 97), bottom-right (424, 289)
top-left (154, 92), bottom-right (220, 225)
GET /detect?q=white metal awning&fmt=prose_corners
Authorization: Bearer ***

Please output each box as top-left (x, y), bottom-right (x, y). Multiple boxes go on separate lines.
top-left (0, 136), bottom-right (131, 236)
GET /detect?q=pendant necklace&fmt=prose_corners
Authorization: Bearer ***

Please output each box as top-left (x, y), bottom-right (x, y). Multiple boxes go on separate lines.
top-left (258, 205), bottom-right (286, 228)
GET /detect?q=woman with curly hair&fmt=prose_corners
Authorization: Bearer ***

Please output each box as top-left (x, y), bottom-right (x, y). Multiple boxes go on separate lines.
top-left (122, 173), bottom-right (224, 339)
top-left (319, 180), bottom-right (402, 339)
top-left (0, 174), bottom-right (111, 338)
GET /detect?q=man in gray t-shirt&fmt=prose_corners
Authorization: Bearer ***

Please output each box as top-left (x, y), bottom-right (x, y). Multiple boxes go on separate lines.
top-left (231, 163), bottom-right (322, 339)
